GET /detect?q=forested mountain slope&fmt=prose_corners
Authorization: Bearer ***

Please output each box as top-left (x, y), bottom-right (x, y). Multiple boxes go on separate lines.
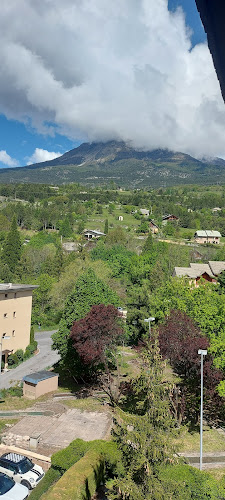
top-left (0, 140), bottom-right (225, 187)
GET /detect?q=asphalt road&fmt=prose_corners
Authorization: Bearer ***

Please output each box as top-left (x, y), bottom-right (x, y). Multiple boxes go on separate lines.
top-left (0, 330), bottom-right (60, 390)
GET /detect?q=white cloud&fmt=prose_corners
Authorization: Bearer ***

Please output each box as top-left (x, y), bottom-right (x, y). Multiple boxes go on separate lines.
top-left (0, 0), bottom-right (224, 157)
top-left (0, 150), bottom-right (18, 167)
top-left (26, 148), bottom-right (62, 165)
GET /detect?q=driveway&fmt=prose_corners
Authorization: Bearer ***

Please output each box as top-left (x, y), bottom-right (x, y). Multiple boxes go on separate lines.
top-left (0, 330), bottom-right (60, 390)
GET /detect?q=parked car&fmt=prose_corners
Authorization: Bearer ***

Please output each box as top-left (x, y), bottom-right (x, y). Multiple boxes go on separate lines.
top-left (0, 472), bottom-right (28, 499)
top-left (0, 453), bottom-right (45, 490)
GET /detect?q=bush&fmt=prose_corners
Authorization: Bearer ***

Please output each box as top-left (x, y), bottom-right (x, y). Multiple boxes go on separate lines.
top-left (7, 353), bottom-right (19, 366)
top-left (1, 385), bottom-right (23, 398)
top-left (29, 467), bottom-right (61, 500)
top-left (51, 438), bottom-right (89, 474)
top-left (42, 450), bottom-right (103, 500)
top-left (24, 342), bottom-right (37, 359)
top-left (14, 349), bottom-right (24, 362)
top-left (158, 464), bottom-right (225, 499)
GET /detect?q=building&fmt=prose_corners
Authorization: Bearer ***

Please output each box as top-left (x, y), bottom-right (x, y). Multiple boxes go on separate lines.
top-left (162, 214), bottom-right (179, 225)
top-left (140, 209), bottom-right (150, 217)
top-left (0, 283), bottom-right (37, 369)
top-left (23, 370), bottom-right (59, 399)
top-left (118, 216), bottom-right (124, 221)
top-left (172, 261), bottom-right (225, 287)
top-left (83, 229), bottom-right (106, 240)
top-left (149, 220), bottom-right (159, 234)
top-left (194, 230), bottom-right (221, 244)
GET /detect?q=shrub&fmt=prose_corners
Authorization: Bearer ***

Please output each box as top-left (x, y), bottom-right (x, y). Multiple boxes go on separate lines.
top-left (1, 385), bottom-right (23, 398)
top-left (51, 438), bottom-right (89, 474)
top-left (14, 349), bottom-right (24, 362)
top-left (42, 450), bottom-right (103, 500)
top-left (7, 353), bottom-right (19, 366)
top-left (24, 342), bottom-right (38, 359)
top-left (158, 464), bottom-right (225, 499)
top-left (29, 467), bottom-right (61, 500)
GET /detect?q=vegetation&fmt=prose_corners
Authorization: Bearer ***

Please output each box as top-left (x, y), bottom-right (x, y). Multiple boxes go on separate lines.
top-left (1, 182), bottom-right (225, 497)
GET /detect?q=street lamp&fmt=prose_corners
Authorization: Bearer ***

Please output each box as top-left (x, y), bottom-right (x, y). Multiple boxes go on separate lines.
top-left (0, 334), bottom-right (10, 374)
top-left (198, 349), bottom-right (207, 471)
top-left (144, 317), bottom-right (155, 339)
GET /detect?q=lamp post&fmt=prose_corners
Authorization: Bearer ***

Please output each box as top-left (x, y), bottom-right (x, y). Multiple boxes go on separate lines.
top-left (144, 317), bottom-right (155, 339)
top-left (0, 335), bottom-right (10, 374)
top-left (198, 349), bottom-right (207, 471)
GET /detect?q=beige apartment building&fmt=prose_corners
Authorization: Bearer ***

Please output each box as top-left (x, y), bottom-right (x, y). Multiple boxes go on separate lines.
top-left (0, 283), bottom-right (37, 368)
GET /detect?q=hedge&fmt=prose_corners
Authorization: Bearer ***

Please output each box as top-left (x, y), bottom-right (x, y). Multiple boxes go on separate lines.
top-left (41, 450), bottom-right (103, 500)
top-left (51, 438), bottom-right (89, 474)
top-left (29, 439), bottom-right (122, 499)
top-left (158, 464), bottom-right (225, 499)
top-left (29, 468), bottom-right (61, 500)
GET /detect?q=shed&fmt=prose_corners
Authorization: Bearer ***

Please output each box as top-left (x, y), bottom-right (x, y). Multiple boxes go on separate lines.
top-left (23, 371), bottom-right (59, 399)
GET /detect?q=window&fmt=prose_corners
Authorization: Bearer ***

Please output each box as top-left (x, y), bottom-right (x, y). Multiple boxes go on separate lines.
top-left (4, 313), bottom-right (7, 318)
top-left (13, 311), bottom-right (16, 318)
top-left (4, 294), bottom-right (7, 298)
top-left (12, 330), bottom-right (15, 337)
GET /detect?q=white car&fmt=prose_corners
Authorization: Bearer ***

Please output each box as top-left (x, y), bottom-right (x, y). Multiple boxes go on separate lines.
top-left (0, 473), bottom-right (28, 499)
top-left (0, 453), bottom-right (45, 490)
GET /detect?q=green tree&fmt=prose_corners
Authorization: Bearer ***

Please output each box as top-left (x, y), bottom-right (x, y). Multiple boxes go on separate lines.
top-left (52, 268), bottom-right (120, 373)
top-left (2, 215), bottom-right (21, 272)
top-left (111, 339), bottom-right (176, 499)
top-left (104, 218), bottom-right (109, 234)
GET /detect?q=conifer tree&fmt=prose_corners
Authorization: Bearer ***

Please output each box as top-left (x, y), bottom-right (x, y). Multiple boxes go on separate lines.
top-left (2, 215), bottom-right (21, 273)
top-left (111, 337), bottom-right (176, 499)
top-left (104, 218), bottom-right (109, 234)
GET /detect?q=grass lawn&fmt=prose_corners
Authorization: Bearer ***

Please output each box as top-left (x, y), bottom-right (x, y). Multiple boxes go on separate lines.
top-left (175, 425), bottom-right (225, 453)
top-left (63, 397), bottom-right (107, 413)
top-left (206, 468), bottom-right (225, 481)
top-left (0, 392), bottom-right (55, 411)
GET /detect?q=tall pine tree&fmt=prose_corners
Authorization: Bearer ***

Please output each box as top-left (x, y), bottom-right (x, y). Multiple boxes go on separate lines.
top-left (2, 215), bottom-right (21, 273)
top-left (111, 338), bottom-right (176, 499)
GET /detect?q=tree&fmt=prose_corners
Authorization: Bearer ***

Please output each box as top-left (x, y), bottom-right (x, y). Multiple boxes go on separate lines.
top-left (111, 338), bottom-right (176, 499)
top-left (104, 218), bottom-right (109, 234)
top-left (2, 215), bottom-right (21, 272)
top-left (158, 310), bottom-right (225, 423)
top-left (52, 269), bottom-right (120, 374)
top-left (70, 304), bottom-right (124, 380)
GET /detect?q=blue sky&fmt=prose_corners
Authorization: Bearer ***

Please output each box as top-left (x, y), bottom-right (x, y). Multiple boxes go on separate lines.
top-left (1, 0), bottom-right (224, 167)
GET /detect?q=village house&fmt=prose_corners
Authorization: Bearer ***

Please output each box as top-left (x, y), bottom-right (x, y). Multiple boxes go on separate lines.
top-left (83, 229), bottom-right (106, 240)
top-left (140, 208), bottom-right (150, 217)
top-left (194, 230), bottom-right (221, 244)
top-left (162, 214), bottom-right (179, 225)
top-left (173, 261), bottom-right (225, 287)
top-left (0, 283), bottom-right (38, 369)
top-left (149, 220), bottom-right (159, 234)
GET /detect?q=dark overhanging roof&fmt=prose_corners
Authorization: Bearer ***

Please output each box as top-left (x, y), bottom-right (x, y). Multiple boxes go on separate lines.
top-left (195, 0), bottom-right (225, 103)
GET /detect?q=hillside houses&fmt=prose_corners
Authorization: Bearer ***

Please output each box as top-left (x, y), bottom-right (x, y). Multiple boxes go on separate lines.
top-left (173, 261), bottom-right (225, 286)
top-left (194, 230), bottom-right (221, 244)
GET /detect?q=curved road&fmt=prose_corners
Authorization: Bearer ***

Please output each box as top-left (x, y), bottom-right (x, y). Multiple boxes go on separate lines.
top-left (0, 330), bottom-right (60, 390)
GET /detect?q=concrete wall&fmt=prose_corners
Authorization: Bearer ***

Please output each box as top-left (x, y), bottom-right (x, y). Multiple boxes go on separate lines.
top-left (0, 290), bottom-right (33, 353)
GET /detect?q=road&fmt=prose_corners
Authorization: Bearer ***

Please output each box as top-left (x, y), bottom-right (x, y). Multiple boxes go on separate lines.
top-left (0, 330), bottom-right (60, 390)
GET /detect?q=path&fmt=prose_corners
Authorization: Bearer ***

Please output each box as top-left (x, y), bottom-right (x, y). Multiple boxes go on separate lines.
top-left (0, 330), bottom-right (60, 390)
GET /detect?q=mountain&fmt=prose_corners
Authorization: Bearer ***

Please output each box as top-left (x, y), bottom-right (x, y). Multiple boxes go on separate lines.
top-left (1, 140), bottom-right (225, 187)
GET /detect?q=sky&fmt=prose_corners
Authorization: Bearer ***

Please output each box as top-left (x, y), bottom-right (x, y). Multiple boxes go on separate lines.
top-left (1, 0), bottom-right (225, 169)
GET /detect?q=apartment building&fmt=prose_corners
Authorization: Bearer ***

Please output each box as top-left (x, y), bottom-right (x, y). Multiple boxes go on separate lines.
top-left (0, 283), bottom-right (37, 368)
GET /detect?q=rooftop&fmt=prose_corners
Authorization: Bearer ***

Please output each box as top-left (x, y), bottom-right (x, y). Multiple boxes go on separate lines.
top-left (0, 283), bottom-right (38, 293)
top-left (23, 370), bottom-right (58, 385)
top-left (195, 230), bottom-right (221, 237)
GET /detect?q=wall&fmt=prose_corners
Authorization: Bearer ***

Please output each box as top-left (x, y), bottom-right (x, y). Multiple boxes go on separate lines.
top-left (0, 290), bottom-right (33, 353)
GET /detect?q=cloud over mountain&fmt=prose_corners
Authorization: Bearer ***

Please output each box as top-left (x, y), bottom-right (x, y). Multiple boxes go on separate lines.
top-left (0, 0), bottom-right (225, 157)
top-left (26, 148), bottom-right (62, 165)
